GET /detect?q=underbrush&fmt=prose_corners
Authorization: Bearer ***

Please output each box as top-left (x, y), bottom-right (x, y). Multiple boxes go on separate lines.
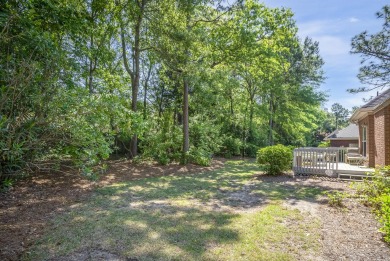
top-left (354, 166), bottom-right (390, 243)
top-left (324, 191), bottom-right (346, 208)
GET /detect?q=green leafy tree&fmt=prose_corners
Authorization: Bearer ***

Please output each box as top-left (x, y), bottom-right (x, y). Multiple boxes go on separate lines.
top-left (118, 0), bottom-right (154, 157)
top-left (331, 103), bottom-right (349, 129)
top-left (0, 0), bottom-right (330, 181)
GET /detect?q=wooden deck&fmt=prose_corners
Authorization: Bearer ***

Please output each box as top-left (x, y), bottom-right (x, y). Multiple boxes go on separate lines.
top-left (337, 163), bottom-right (374, 174)
top-left (293, 147), bottom-right (374, 179)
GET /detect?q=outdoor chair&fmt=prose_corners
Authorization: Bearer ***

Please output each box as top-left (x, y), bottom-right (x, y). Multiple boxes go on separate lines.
top-left (345, 152), bottom-right (365, 165)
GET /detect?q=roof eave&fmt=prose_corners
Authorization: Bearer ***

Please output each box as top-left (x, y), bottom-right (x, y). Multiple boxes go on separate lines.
top-left (325, 137), bottom-right (359, 140)
top-left (350, 108), bottom-right (370, 123)
top-left (350, 92), bottom-right (390, 123)
top-left (324, 130), bottom-right (338, 140)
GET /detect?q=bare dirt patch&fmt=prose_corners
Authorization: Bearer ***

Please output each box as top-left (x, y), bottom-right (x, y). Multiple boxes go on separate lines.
top-left (283, 198), bottom-right (320, 216)
top-left (224, 183), bottom-right (266, 209)
top-left (262, 175), bottom-right (390, 260)
top-left (319, 199), bottom-right (390, 260)
top-left (99, 158), bottom-right (225, 185)
top-left (0, 172), bottom-right (94, 261)
top-left (49, 248), bottom-right (132, 261)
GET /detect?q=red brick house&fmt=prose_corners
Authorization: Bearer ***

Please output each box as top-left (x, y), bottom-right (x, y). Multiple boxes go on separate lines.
top-left (350, 88), bottom-right (390, 168)
top-left (324, 123), bottom-right (359, 147)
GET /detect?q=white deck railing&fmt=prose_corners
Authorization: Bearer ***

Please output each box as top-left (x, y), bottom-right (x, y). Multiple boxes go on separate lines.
top-left (293, 147), bottom-right (347, 176)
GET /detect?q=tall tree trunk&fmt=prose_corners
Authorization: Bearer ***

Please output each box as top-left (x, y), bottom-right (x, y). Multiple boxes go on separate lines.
top-left (229, 89), bottom-right (234, 115)
top-left (158, 84), bottom-right (164, 118)
top-left (130, 16), bottom-right (141, 157)
top-left (243, 78), bottom-right (257, 145)
top-left (182, 78), bottom-right (189, 158)
top-left (87, 5), bottom-right (95, 94)
top-left (269, 95), bottom-right (274, 146)
top-left (248, 92), bottom-right (255, 141)
top-left (249, 103), bottom-right (254, 141)
top-left (143, 87), bottom-right (147, 120)
top-left (242, 105), bottom-right (248, 157)
top-left (88, 33), bottom-right (94, 94)
top-left (143, 63), bottom-right (152, 120)
top-left (119, 1), bottom-right (146, 158)
top-left (182, 11), bottom-right (191, 163)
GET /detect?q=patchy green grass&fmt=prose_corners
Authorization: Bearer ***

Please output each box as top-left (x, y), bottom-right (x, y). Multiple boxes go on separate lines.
top-left (24, 160), bottom-right (322, 261)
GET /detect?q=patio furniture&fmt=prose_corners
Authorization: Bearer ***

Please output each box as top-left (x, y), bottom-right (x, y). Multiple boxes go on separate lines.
top-left (346, 147), bottom-right (359, 153)
top-left (345, 153), bottom-right (365, 165)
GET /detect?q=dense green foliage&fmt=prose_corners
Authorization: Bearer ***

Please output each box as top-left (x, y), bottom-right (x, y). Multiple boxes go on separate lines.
top-left (1, 0), bottom-right (331, 180)
top-left (317, 141), bottom-right (330, 148)
top-left (356, 166), bottom-right (390, 243)
top-left (256, 145), bottom-right (292, 175)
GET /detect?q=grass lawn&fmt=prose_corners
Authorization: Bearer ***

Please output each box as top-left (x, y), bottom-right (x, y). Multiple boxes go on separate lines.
top-left (24, 160), bottom-right (323, 261)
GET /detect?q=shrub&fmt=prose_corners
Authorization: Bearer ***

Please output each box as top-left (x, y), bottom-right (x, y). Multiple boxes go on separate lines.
top-left (318, 140), bottom-right (330, 148)
top-left (140, 112), bottom-right (182, 165)
top-left (243, 143), bottom-right (260, 158)
top-left (220, 136), bottom-right (242, 158)
top-left (189, 118), bottom-right (223, 156)
top-left (256, 144), bottom-right (292, 175)
top-left (188, 148), bottom-right (211, 166)
top-left (325, 191), bottom-right (346, 207)
top-left (355, 166), bottom-right (390, 243)
top-left (0, 89), bottom-right (124, 180)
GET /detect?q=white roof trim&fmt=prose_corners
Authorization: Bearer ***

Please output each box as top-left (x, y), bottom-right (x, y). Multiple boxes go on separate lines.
top-left (350, 95), bottom-right (390, 123)
top-left (324, 137), bottom-right (359, 141)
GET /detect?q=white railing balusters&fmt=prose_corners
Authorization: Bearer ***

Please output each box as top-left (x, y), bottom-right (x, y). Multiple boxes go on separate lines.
top-left (293, 147), bottom-right (344, 177)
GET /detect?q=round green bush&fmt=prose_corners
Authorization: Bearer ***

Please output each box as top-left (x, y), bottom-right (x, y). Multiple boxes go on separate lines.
top-left (256, 144), bottom-right (292, 175)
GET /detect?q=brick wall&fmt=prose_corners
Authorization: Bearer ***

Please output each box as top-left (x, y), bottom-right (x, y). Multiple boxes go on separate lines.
top-left (357, 104), bottom-right (390, 168)
top-left (368, 114), bottom-right (375, 167)
top-left (330, 140), bottom-right (358, 147)
top-left (384, 104), bottom-right (390, 166)
top-left (374, 108), bottom-right (385, 166)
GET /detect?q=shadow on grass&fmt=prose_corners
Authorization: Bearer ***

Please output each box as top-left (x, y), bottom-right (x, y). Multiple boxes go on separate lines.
top-left (95, 161), bottom-right (331, 210)
top-left (25, 160), bottom-right (331, 260)
top-left (26, 203), bottom-right (240, 261)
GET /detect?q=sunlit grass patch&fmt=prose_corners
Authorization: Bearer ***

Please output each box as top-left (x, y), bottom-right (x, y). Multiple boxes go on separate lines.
top-left (26, 203), bottom-right (319, 261)
top-left (208, 204), bottom-right (320, 260)
top-left (251, 183), bottom-right (323, 201)
top-left (24, 159), bottom-right (322, 261)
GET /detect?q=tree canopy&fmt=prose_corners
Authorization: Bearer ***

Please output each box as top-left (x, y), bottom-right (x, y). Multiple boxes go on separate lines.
top-left (0, 0), bottom-right (329, 180)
